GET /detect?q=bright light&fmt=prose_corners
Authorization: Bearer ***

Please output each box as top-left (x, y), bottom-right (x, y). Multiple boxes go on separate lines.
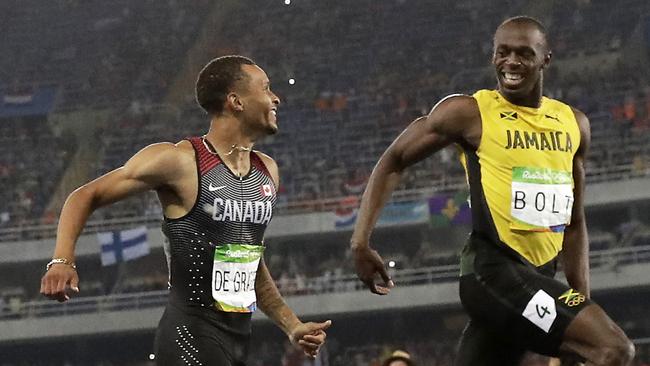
top-left (149, 354), bottom-right (155, 360)
top-left (288, 78), bottom-right (295, 85)
top-left (388, 260), bottom-right (396, 268)
top-left (284, 0), bottom-right (290, 4)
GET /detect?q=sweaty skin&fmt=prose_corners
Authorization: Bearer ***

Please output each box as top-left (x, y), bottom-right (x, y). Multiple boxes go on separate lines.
top-left (350, 20), bottom-right (634, 365)
top-left (40, 63), bottom-right (330, 359)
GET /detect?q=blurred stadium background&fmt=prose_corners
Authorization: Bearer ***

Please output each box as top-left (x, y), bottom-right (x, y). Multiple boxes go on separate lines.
top-left (1, 0), bottom-right (650, 365)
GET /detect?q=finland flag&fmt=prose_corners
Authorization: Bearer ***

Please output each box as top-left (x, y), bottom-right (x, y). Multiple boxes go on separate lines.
top-left (98, 226), bottom-right (150, 266)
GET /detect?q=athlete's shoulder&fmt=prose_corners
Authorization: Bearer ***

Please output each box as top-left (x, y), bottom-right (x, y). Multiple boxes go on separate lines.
top-left (118, 141), bottom-right (196, 187)
top-left (142, 140), bottom-right (194, 158)
top-left (471, 89), bottom-right (498, 99)
top-left (417, 94), bottom-right (482, 148)
top-left (542, 95), bottom-right (577, 113)
top-left (427, 94), bottom-right (480, 141)
top-left (429, 94), bottom-right (479, 120)
top-left (127, 141), bottom-right (196, 170)
top-left (435, 93), bottom-right (477, 107)
top-left (569, 106), bottom-right (591, 151)
top-left (253, 150), bottom-right (276, 165)
top-left (548, 98), bottom-right (590, 130)
top-left (568, 106), bottom-right (589, 125)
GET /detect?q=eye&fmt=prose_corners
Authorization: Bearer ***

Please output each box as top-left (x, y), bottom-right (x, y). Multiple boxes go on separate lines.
top-left (519, 48), bottom-right (536, 60)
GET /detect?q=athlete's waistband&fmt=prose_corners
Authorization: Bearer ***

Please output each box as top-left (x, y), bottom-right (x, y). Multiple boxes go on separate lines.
top-left (167, 295), bottom-right (253, 337)
top-left (460, 231), bottom-right (558, 277)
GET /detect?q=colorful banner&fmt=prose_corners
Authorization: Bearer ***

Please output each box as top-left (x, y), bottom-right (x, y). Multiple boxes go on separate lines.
top-left (333, 201), bottom-right (429, 230)
top-left (428, 191), bottom-right (472, 227)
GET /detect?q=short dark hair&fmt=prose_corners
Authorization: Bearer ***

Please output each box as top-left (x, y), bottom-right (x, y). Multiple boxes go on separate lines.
top-left (496, 15), bottom-right (550, 50)
top-left (195, 55), bottom-right (255, 115)
top-left (382, 350), bottom-right (415, 366)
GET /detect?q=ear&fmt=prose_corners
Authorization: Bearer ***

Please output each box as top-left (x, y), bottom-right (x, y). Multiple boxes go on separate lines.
top-left (227, 92), bottom-right (244, 112)
top-left (541, 50), bottom-right (552, 70)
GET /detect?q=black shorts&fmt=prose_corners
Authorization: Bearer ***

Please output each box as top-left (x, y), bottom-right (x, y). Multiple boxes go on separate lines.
top-left (154, 303), bottom-right (249, 366)
top-left (455, 233), bottom-right (592, 365)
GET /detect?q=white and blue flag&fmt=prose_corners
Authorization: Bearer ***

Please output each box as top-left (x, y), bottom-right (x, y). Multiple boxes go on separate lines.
top-left (98, 226), bottom-right (150, 266)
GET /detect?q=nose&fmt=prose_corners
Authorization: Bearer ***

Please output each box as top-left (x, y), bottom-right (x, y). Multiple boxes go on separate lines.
top-left (272, 92), bottom-right (280, 106)
top-left (504, 52), bottom-right (522, 67)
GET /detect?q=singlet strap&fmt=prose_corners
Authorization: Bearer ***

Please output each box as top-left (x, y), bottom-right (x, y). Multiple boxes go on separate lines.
top-left (187, 136), bottom-right (222, 176)
top-left (250, 151), bottom-right (272, 179)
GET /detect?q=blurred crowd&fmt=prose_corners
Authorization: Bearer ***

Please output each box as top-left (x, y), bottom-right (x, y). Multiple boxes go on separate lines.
top-left (0, 0), bottom-right (209, 111)
top-left (0, 117), bottom-right (76, 230)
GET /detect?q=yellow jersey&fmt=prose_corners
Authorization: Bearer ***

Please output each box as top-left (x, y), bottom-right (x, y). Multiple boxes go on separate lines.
top-left (460, 89), bottom-right (581, 266)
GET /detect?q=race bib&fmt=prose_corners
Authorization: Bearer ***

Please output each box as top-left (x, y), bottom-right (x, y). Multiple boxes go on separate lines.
top-left (212, 244), bottom-right (264, 313)
top-left (510, 167), bottom-right (573, 232)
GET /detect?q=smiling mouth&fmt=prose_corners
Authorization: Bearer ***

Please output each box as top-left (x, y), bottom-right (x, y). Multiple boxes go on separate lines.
top-left (503, 72), bottom-right (523, 81)
top-left (500, 71), bottom-right (525, 88)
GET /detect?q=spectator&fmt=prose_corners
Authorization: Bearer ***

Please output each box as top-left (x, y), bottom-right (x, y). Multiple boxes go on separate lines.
top-left (381, 350), bottom-right (415, 366)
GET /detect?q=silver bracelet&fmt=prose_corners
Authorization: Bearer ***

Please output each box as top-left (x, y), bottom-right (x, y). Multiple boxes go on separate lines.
top-left (46, 258), bottom-right (77, 271)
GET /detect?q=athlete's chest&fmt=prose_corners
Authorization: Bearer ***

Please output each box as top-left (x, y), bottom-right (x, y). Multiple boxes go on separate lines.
top-left (199, 164), bottom-right (277, 225)
top-left (497, 116), bottom-right (575, 153)
top-left (476, 91), bottom-right (579, 162)
top-left (480, 110), bottom-right (579, 171)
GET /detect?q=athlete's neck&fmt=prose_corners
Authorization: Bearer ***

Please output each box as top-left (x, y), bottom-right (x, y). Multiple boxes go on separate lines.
top-left (204, 115), bottom-right (256, 176)
top-left (498, 78), bottom-right (544, 108)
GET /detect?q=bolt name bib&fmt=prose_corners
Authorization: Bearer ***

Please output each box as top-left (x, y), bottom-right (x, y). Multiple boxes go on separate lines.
top-left (212, 244), bottom-right (264, 313)
top-left (510, 167), bottom-right (573, 232)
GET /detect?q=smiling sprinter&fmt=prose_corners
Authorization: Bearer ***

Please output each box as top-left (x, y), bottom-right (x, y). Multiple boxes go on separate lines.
top-left (350, 16), bottom-right (635, 366)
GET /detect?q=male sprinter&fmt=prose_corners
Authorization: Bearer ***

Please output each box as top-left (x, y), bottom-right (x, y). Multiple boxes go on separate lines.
top-left (41, 55), bottom-right (331, 365)
top-left (350, 17), bottom-right (635, 366)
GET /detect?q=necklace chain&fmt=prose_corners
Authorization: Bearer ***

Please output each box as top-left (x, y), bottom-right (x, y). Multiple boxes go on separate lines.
top-left (202, 137), bottom-right (251, 156)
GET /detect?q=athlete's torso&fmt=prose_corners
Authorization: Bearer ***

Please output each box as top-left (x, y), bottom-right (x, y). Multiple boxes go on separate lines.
top-left (460, 89), bottom-right (581, 266)
top-left (161, 136), bottom-right (277, 333)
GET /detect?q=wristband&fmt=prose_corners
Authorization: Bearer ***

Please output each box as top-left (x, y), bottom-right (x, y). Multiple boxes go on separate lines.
top-left (46, 258), bottom-right (77, 271)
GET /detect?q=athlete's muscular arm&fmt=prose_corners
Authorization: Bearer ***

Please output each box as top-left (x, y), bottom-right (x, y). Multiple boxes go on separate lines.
top-left (255, 258), bottom-right (300, 334)
top-left (254, 153), bottom-right (332, 358)
top-left (255, 258), bottom-right (330, 358)
top-left (351, 95), bottom-right (481, 294)
top-left (40, 142), bottom-right (190, 302)
top-left (561, 109), bottom-right (591, 298)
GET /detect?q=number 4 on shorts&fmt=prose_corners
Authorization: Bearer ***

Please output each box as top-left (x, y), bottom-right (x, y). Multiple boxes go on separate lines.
top-left (522, 289), bottom-right (557, 333)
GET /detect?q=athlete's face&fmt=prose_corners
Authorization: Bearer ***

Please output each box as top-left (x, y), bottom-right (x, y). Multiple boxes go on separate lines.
top-left (237, 65), bottom-right (280, 135)
top-left (492, 23), bottom-right (551, 98)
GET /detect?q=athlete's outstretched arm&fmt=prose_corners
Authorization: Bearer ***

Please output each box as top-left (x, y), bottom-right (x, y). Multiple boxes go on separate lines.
top-left (561, 109), bottom-right (591, 297)
top-left (40, 143), bottom-right (188, 302)
top-left (350, 95), bottom-right (480, 295)
top-left (255, 259), bottom-right (331, 358)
